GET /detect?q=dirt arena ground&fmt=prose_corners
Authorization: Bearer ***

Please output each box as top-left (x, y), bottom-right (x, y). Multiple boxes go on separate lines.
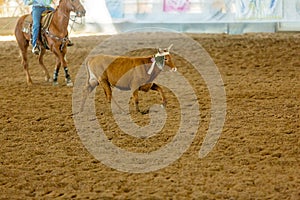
top-left (0, 32), bottom-right (299, 199)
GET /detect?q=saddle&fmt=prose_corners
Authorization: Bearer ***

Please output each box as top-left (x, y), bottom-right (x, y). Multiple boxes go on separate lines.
top-left (23, 10), bottom-right (54, 50)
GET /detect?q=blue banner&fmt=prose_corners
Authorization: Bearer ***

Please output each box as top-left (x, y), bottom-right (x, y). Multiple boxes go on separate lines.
top-left (235, 0), bottom-right (282, 20)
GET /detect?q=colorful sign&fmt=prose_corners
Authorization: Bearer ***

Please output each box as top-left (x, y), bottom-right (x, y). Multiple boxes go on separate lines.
top-left (235, 0), bottom-right (283, 20)
top-left (163, 0), bottom-right (190, 12)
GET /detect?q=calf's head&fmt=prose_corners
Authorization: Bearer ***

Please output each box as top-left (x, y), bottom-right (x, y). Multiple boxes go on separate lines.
top-left (155, 44), bottom-right (177, 72)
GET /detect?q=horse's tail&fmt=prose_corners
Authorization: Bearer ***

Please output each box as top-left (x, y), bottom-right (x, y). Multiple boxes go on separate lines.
top-left (14, 15), bottom-right (30, 46)
top-left (15, 15), bottom-right (32, 62)
top-left (14, 15), bottom-right (24, 38)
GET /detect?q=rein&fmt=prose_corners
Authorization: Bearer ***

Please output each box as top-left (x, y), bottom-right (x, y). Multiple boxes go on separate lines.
top-left (68, 15), bottom-right (84, 35)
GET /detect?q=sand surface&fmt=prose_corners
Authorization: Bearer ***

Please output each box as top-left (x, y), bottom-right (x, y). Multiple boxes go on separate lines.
top-left (0, 32), bottom-right (299, 199)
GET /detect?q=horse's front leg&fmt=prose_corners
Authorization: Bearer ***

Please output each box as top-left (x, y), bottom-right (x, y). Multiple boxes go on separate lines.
top-left (60, 48), bottom-right (73, 87)
top-left (53, 57), bottom-right (61, 86)
top-left (64, 65), bottom-right (73, 87)
top-left (53, 46), bottom-right (73, 86)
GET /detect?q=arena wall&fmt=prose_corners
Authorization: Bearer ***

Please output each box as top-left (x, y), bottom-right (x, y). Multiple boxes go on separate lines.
top-left (1, 0), bottom-right (300, 35)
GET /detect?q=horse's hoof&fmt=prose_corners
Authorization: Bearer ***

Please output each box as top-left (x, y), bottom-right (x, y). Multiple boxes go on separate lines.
top-left (45, 78), bottom-right (51, 82)
top-left (66, 81), bottom-right (73, 87)
top-left (53, 81), bottom-right (59, 86)
top-left (66, 78), bottom-right (73, 87)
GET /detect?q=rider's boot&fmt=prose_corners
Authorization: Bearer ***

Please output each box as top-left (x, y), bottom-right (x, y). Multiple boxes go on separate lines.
top-left (32, 44), bottom-right (40, 55)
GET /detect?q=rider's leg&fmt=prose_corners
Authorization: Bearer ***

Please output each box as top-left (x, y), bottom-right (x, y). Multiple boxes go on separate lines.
top-left (31, 6), bottom-right (46, 54)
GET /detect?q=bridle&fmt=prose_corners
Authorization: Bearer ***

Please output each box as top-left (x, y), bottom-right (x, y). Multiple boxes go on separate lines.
top-left (70, 0), bottom-right (85, 17)
top-left (65, 0), bottom-right (85, 34)
top-left (57, 0), bottom-right (85, 21)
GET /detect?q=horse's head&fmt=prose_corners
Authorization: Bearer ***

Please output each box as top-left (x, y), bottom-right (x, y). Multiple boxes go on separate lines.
top-left (68, 0), bottom-right (86, 17)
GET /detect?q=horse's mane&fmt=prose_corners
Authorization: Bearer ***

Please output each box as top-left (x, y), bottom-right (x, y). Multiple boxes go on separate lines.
top-left (55, 0), bottom-right (65, 12)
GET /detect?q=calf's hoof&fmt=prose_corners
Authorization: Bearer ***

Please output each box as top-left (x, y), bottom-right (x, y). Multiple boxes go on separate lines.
top-left (161, 101), bottom-right (167, 109)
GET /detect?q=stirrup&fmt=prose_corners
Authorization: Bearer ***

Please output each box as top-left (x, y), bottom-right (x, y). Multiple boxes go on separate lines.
top-left (32, 45), bottom-right (40, 55)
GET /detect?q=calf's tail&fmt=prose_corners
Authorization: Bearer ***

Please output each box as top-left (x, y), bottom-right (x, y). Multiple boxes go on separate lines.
top-left (80, 57), bottom-right (97, 112)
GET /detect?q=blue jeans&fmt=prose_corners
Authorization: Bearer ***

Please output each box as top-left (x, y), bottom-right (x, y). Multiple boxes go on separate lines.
top-left (31, 6), bottom-right (54, 47)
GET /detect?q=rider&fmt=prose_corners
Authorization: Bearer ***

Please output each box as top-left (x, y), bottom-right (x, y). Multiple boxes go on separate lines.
top-left (23, 0), bottom-right (73, 55)
top-left (30, 0), bottom-right (55, 54)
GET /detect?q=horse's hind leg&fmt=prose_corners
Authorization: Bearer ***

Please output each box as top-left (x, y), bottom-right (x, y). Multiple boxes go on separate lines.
top-left (15, 15), bottom-right (32, 85)
top-left (20, 44), bottom-right (32, 85)
top-left (38, 48), bottom-right (51, 82)
top-left (17, 38), bottom-right (32, 85)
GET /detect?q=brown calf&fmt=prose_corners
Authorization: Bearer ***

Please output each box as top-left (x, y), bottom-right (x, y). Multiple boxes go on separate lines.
top-left (81, 45), bottom-right (176, 112)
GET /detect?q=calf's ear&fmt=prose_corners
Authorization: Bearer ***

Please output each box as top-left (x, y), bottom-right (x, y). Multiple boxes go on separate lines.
top-left (158, 48), bottom-right (163, 53)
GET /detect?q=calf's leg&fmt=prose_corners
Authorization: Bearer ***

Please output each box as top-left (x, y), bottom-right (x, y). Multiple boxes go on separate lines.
top-left (100, 79), bottom-right (112, 103)
top-left (132, 89), bottom-right (140, 112)
top-left (150, 83), bottom-right (167, 108)
top-left (138, 83), bottom-right (167, 108)
top-left (80, 79), bottom-right (98, 112)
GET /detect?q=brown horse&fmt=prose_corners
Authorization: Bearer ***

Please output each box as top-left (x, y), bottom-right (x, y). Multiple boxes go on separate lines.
top-left (14, 0), bottom-right (86, 86)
